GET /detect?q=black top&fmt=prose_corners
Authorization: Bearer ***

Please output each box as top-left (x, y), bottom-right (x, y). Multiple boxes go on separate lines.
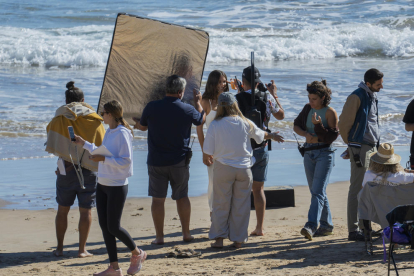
top-left (140, 96), bottom-right (204, 166)
top-left (236, 91), bottom-right (267, 148)
top-left (403, 99), bottom-right (414, 155)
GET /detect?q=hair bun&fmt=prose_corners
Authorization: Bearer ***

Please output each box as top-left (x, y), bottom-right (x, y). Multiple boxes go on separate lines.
top-left (66, 81), bottom-right (75, 90)
top-left (321, 79), bottom-right (327, 86)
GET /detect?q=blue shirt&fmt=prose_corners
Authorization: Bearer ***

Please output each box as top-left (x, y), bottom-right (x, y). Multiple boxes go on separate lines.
top-left (140, 96), bottom-right (204, 166)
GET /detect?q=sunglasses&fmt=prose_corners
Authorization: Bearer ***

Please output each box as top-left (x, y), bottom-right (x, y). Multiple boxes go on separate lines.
top-left (100, 111), bottom-right (109, 116)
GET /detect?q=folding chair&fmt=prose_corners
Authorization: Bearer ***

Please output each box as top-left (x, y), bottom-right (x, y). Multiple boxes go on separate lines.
top-left (362, 219), bottom-right (383, 255)
top-left (386, 205), bottom-right (414, 276)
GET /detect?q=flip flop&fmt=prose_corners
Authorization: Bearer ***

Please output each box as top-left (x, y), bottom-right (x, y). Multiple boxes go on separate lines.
top-left (177, 249), bottom-right (201, 258)
top-left (166, 251), bottom-right (177, 258)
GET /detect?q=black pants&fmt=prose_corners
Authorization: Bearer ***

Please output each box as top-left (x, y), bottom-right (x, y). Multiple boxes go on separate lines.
top-left (96, 184), bottom-right (136, 262)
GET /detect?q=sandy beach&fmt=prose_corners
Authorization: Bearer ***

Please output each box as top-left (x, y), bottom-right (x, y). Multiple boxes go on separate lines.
top-left (1, 181), bottom-right (413, 276)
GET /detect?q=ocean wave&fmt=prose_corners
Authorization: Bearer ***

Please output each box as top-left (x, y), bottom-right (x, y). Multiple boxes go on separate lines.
top-left (0, 25), bottom-right (113, 67)
top-left (206, 24), bottom-right (414, 62)
top-left (0, 23), bottom-right (413, 67)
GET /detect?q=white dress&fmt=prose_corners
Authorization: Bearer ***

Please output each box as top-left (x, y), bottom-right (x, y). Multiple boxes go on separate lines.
top-left (205, 100), bottom-right (216, 212)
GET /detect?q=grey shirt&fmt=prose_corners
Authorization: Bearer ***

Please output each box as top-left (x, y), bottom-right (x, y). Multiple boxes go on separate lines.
top-left (358, 82), bottom-right (379, 144)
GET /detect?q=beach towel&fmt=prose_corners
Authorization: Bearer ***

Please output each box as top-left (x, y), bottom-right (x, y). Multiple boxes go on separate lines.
top-left (45, 102), bottom-right (105, 172)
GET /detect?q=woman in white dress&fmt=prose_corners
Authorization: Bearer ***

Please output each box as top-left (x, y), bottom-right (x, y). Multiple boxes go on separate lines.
top-left (196, 70), bottom-right (229, 214)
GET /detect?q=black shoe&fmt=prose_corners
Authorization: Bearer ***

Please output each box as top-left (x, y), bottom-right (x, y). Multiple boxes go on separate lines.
top-left (300, 227), bottom-right (314, 241)
top-left (314, 227), bottom-right (333, 237)
top-left (348, 230), bottom-right (369, 241)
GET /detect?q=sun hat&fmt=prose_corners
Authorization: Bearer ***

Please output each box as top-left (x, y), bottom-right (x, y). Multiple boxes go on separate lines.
top-left (218, 92), bottom-right (237, 106)
top-left (369, 143), bottom-right (401, 165)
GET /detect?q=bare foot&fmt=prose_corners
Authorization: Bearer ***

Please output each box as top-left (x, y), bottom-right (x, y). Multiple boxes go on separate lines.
top-left (151, 238), bottom-right (164, 245)
top-left (250, 229), bottom-right (264, 236)
top-left (183, 235), bottom-right (194, 242)
top-left (78, 251), bottom-right (93, 258)
top-left (53, 249), bottom-right (63, 257)
top-left (232, 242), bottom-right (242, 248)
top-left (211, 238), bottom-right (223, 248)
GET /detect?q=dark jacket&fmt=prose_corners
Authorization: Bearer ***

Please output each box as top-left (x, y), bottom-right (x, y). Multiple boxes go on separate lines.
top-left (338, 87), bottom-right (379, 147)
top-left (294, 104), bottom-right (339, 144)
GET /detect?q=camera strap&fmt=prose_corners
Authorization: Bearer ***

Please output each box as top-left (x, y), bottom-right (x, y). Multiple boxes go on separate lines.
top-left (68, 143), bottom-right (85, 189)
top-left (349, 146), bottom-right (359, 157)
top-left (293, 133), bottom-right (303, 148)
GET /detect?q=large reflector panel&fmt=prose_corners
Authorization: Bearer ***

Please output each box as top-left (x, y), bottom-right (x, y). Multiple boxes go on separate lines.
top-left (98, 13), bottom-right (209, 124)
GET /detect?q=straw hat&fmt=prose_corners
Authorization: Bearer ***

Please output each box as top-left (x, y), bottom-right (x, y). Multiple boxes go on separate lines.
top-left (369, 143), bottom-right (401, 165)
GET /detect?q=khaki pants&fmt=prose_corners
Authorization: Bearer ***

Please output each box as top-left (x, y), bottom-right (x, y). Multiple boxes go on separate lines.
top-left (347, 144), bottom-right (376, 232)
top-left (209, 161), bottom-right (253, 243)
top-left (207, 163), bottom-right (214, 212)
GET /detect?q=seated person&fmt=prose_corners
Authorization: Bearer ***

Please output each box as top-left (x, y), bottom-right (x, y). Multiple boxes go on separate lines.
top-left (362, 143), bottom-right (414, 187)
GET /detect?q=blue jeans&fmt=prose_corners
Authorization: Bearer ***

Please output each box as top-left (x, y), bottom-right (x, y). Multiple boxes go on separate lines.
top-left (303, 143), bottom-right (335, 231)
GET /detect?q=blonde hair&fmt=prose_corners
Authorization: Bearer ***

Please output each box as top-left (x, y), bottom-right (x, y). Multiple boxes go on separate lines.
top-left (103, 100), bottom-right (134, 137)
top-left (214, 102), bottom-right (254, 131)
top-left (369, 161), bottom-right (403, 184)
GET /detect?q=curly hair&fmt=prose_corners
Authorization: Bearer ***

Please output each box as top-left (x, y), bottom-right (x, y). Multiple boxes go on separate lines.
top-left (306, 80), bottom-right (332, 107)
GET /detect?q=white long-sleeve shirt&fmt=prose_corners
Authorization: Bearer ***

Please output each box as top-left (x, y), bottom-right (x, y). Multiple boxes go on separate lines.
top-left (84, 125), bottom-right (133, 186)
top-left (203, 116), bottom-right (265, 169)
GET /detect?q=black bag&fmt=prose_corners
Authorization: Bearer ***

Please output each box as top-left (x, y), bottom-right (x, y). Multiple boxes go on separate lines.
top-left (293, 133), bottom-right (305, 157)
top-left (185, 137), bottom-right (195, 166)
top-left (185, 150), bottom-right (192, 166)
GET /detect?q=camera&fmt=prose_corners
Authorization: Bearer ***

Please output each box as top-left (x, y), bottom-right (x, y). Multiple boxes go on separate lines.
top-left (353, 153), bottom-right (364, 168)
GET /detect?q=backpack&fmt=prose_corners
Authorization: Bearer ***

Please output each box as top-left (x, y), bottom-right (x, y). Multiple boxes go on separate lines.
top-left (236, 90), bottom-right (269, 149)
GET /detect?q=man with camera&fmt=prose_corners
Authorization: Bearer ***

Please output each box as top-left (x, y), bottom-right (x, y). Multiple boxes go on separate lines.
top-left (338, 68), bottom-right (383, 241)
top-left (235, 66), bottom-right (285, 236)
top-left (133, 75), bottom-right (205, 245)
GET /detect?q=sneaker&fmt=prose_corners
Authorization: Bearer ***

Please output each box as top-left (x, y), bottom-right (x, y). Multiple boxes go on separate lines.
top-left (127, 249), bottom-right (147, 275)
top-left (93, 265), bottom-right (123, 276)
top-left (300, 227), bottom-right (314, 241)
top-left (348, 230), bottom-right (368, 242)
top-left (314, 227), bottom-right (333, 237)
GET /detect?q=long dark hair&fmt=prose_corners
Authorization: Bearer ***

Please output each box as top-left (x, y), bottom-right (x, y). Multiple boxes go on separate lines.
top-left (65, 81), bottom-right (84, 104)
top-left (103, 100), bottom-right (134, 137)
top-left (202, 70), bottom-right (229, 101)
top-left (307, 80), bottom-right (332, 107)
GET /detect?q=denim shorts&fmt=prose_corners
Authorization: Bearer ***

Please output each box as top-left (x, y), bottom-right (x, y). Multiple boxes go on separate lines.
top-left (56, 166), bottom-right (97, 209)
top-left (148, 159), bottom-right (189, 200)
top-left (251, 147), bottom-right (269, 182)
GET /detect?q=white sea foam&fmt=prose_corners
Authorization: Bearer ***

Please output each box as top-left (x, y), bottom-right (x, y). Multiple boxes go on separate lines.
top-left (0, 25), bottom-right (113, 67)
top-left (205, 24), bottom-right (414, 62)
top-left (0, 22), bottom-right (413, 67)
